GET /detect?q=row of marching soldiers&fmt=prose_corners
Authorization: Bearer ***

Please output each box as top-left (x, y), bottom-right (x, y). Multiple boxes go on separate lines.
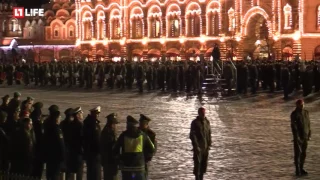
top-left (0, 61), bottom-right (205, 93)
top-left (0, 92), bottom-right (157, 180)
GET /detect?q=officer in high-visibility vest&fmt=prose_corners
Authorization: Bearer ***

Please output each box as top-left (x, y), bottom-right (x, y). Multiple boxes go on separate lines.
top-left (113, 115), bottom-right (155, 180)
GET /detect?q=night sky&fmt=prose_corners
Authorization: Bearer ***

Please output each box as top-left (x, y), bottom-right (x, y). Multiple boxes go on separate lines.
top-left (16, 0), bottom-right (49, 8)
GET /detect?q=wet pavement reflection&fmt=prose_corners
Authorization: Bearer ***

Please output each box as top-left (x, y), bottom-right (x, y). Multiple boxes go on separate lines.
top-left (2, 86), bottom-right (320, 180)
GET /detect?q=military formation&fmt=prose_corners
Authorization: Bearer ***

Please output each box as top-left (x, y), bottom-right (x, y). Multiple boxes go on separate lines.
top-left (1, 57), bottom-right (320, 98)
top-left (0, 92), bottom-right (157, 180)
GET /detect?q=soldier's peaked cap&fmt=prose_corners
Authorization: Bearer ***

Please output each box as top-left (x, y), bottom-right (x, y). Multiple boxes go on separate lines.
top-left (139, 114), bottom-right (151, 122)
top-left (90, 106), bottom-right (101, 113)
top-left (73, 107), bottom-right (82, 114)
top-left (127, 115), bottom-right (139, 125)
top-left (106, 113), bottom-right (118, 124)
top-left (64, 108), bottom-right (74, 116)
top-left (33, 102), bottom-right (43, 109)
top-left (27, 97), bottom-right (34, 101)
top-left (48, 105), bottom-right (59, 112)
top-left (14, 92), bottom-right (21, 97)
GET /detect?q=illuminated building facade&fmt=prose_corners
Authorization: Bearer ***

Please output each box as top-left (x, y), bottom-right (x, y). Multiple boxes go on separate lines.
top-left (0, 0), bottom-right (77, 62)
top-left (76, 0), bottom-right (320, 61)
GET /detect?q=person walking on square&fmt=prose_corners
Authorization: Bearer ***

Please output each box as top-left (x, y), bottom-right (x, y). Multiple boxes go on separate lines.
top-left (291, 99), bottom-right (311, 176)
top-left (190, 107), bottom-right (212, 180)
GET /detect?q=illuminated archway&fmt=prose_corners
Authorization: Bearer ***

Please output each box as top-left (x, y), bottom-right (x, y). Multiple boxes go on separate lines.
top-left (206, 1), bottom-right (220, 36)
top-left (81, 11), bottom-right (93, 40)
top-left (148, 5), bottom-right (162, 38)
top-left (186, 2), bottom-right (201, 37)
top-left (96, 11), bottom-right (105, 40)
top-left (166, 4), bottom-right (181, 37)
top-left (109, 9), bottom-right (121, 39)
top-left (130, 7), bottom-right (144, 38)
top-left (242, 7), bottom-right (271, 36)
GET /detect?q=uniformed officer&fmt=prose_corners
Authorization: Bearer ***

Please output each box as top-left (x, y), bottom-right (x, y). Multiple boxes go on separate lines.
top-left (139, 114), bottom-right (157, 179)
top-left (0, 95), bottom-right (10, 113)
top-left (60, 108), bottom-right (74, 180)
top-left (30, 102), bottom-right (45, 179)
top-left (101, 113), bottom-right (119, 180)
top-left (7, 92), bottom-right (21, 120)
top-left (69, 107), bottom-right (84, 180)
top-left (113, 115), bottom-right (155, 180)
top-left (10, 118), bottom-right (34, 176)
top-left (4, 107), bottom-right (21, 137)
top-left (291, 99), bottom-right (311, 176)
top-left (190, 107), bottom-right (212, 180)
top-left (0, 111), bottom-right (9, 171)
top-left (44, 110), bottom-right (66, 180)
top-left (83, 106), bottom-right (102, 180)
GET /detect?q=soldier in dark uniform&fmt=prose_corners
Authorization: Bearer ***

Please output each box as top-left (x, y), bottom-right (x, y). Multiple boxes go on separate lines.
top-left (0, 111), bottom-right (9, 171)
top-left (5, 64), bottom-right (14, 86)
top-left (83, 106), bottom-right (102, 180)
top-left (22, 62), bottom-right (30, 86)
top-left (69, 107), bottom-right (84, 180)
top-left (44, 110), bottom-right (66, 180)
top-left (190, 107), bottom-right (212, 180)
top-left (0, 95), bottom-right (10, 113)
top-left (136, 63), bottom-right (145, 92)
top-left (249, 63), bottom-right (258, 94)
top-left (139, 114), bottom-right (157, 178)
top-left (60, 108), bottom-right (74, 180)
top-left (30, 102), bottom-right (45, 179)
top-left (10, 118), bottom-right (34, 176)
top-left (281, 64), bottom-right (291, 99)
top-left (100, 113), bottom-right (119, 180)
top-left (7, 92), bottom-right (21, 118)
top-left (34, 62), bottom-right (40, 86)
top-left (291, 99), bottom-right (311, 176)
top-left (146, 64), bottom-right (154, 91)
top-left (125, 62), bottom-right (134, 89)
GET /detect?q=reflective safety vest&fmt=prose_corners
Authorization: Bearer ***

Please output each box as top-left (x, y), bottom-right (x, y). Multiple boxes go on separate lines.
top-left (124, 135), bottom-right (143, 153)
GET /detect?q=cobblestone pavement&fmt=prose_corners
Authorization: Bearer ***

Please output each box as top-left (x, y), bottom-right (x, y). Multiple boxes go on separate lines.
top-left (1, 86), bottom-right (319, 180)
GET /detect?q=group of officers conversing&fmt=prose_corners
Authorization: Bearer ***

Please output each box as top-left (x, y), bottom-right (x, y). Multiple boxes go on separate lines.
top-left (0, 92), bottom-right (156, 180)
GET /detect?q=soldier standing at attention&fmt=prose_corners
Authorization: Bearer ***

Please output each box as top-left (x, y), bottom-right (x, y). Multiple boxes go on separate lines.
top-left (101, 113), bottom-right (119, 180)
top-left (190, 107), bottom-right (212, 180)
top-left (291, 99), bottom-right (311, 176)
top-left (139, 114), bottom-right (157, 179)
top-left (83, 106), bottom-right (102, 180)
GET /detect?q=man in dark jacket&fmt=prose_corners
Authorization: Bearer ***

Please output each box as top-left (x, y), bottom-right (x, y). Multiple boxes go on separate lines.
top-left (101, 113), bottom-right (119, 180)
top-left (291, 99), bottom-right (311, 176)
top-left (30, 102), bottom-right (45, 179)
top-left (0, 95), bottom-right (10, 113)
top-left (139, 114), bottom-right (157, 178)
top-left (190, 107), bottom-right (212, 180)
top-left (0, 111), bottom-right (9, 171)
top-left (10, 118), bottom-right (34, 176)
top-left (7, 92), bottom-right (21, 120)
top-left (44, 110), bottom-right (65, 180)
top-left (60, 108), bottom-right (74, 180)
top-left (83, 106), bottom-right (102, 180)
top-left (113, 116), bottom-right (155, 180)
top-left (69, 107), bottom-right (84, 180)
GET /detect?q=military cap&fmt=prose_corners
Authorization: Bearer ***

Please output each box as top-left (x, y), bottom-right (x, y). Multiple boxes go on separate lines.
top-left (90, 106), bottom-right (101, 113)
top-left (139, 114), bottom-right (151, 123)
top-left (48, 105), bottom-right (59, 112)
top-left (64, 108), bottom-right (74, 116)
top-left (2, 95), bottom-right (9, 100)
top-left (13, 92), bottom-right (21, 97)
top-left (73, 107), bottom-right (82, 114)
top-left (127, 115), bottom-right (139, 125)
top-left (27, 97), bottom-right (34, 101)
top-left (0, 111), bottom-right (8, 120)
top-left (106, 113), bottom-right (118, 124)
top-left (33, 102), bottom-right (43, 109)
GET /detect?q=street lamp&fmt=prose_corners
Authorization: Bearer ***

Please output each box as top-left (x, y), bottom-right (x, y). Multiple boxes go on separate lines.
top-left (91, 38), bottom-right (96, 46)
top-left (293, 31), bottom-right (301, 41)
top-left (179, 36), bottom-right (185, 44)
top-left (160, 36), bottom-right (166, 44)
top-left (103, 38), bottom-right (108, 46)
top-left (142, 37), bottom-right (148, 45)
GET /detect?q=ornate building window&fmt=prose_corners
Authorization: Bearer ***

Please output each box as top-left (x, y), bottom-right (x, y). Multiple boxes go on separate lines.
top-left (83, 21), bottom-right (92, 40)
top-left (131, 17), bottom-right (143, 38)
top-left (318, 6), bottom-right (320, 29)
top-left (9, 19), bottom-right (19, 32)
top-left (170, 19), bottom-right (180, 37)
top-left (208, 11), bottom-right (219, 36)
top-left (283, 4), bottom-right (292, 30)
top-left (151, 19), bottom-right (161, 38)
top-left (69, 26), bottom-right (74, 37)
top-left (2, 20), bottom-right (6, 32)
top-left (186, 3), bottom-right (201, 37)
top-left (148, 6), bottom-right (162, 38)
top-left (228, 8), bottom-right (235, 32)
top-left (54, 26), bottom-right (59, 37)
top-left (166, 5), bottom-right (181, 37)
top-left (111, 19), bottom-right (121, 39)
top-left (97, 11), bottom-right (105, 40)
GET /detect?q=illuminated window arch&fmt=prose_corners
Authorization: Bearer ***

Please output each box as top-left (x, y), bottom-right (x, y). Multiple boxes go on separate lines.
top-left (97, 11), bottom-right (105, 40)
top-left (206, 1), bottom-right (220, 36)
top-left (82, 11), bottom-right (93, 40)
top-left (54, 26), bottom-right (59, 37)
top-left (69, 26), bottom-right (74, 37)
top-left (186, 2), bottom-right (201, 37)
top-left (166, 4), bottom-right (181, 37)
top-left (109, 9), bottom-right (121, 39)
top-left (148, 5), bottom-right (162, 38)
top-left (318, 6), bottom-right (320, 29)
top-left (283, 4), bottom-right (292, 30)
top-left (228, 8), bottom-right (235, 31)
top-left (130, 7), bottom-right (144, 39)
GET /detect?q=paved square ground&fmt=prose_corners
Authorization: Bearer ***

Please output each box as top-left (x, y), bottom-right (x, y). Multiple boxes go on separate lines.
top-left (1, 86), bottom-right (319, 180)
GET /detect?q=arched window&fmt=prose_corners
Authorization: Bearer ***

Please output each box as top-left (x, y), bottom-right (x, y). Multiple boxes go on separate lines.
top-left (130, 8), bottom-right (144, 39)
top-left (54, 26), bottom-right (59, 37)
top-left (186, 3), bottom-right (201, 37)
top-left (228, 8), bottom-right (235, 31)
top-left (318, 6), bottom-right (320, 29)
top-left (9, 19), bottom-right (19, 32)
top-left (148, 6), bottom-right (162, 38)
top-left (283, 4), bottom-right (292, 30)
top-left (111, 19), bottom-right (121, 39)
top-left (2, 20), bottom-right (6, 32)
top-left (69, 26), bottom-right (74, 37)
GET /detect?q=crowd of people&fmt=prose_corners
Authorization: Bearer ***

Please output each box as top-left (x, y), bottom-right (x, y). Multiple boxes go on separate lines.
top-left (0, 92), bottom-right (157, 180)
top-left (0, 57), bottom-right (319, 98)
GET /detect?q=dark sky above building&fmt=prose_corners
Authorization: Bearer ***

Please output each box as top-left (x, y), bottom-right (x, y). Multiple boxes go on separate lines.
top-left (16, 0), bottom-right (49, 8)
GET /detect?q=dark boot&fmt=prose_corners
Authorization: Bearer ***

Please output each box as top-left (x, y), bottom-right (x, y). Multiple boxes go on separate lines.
top-left (199, 173), bottom-right (204, 180)
top-left (295, 164), bottom-right (301, 176)
top-left (300, 164), bottom-right (308, 175)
